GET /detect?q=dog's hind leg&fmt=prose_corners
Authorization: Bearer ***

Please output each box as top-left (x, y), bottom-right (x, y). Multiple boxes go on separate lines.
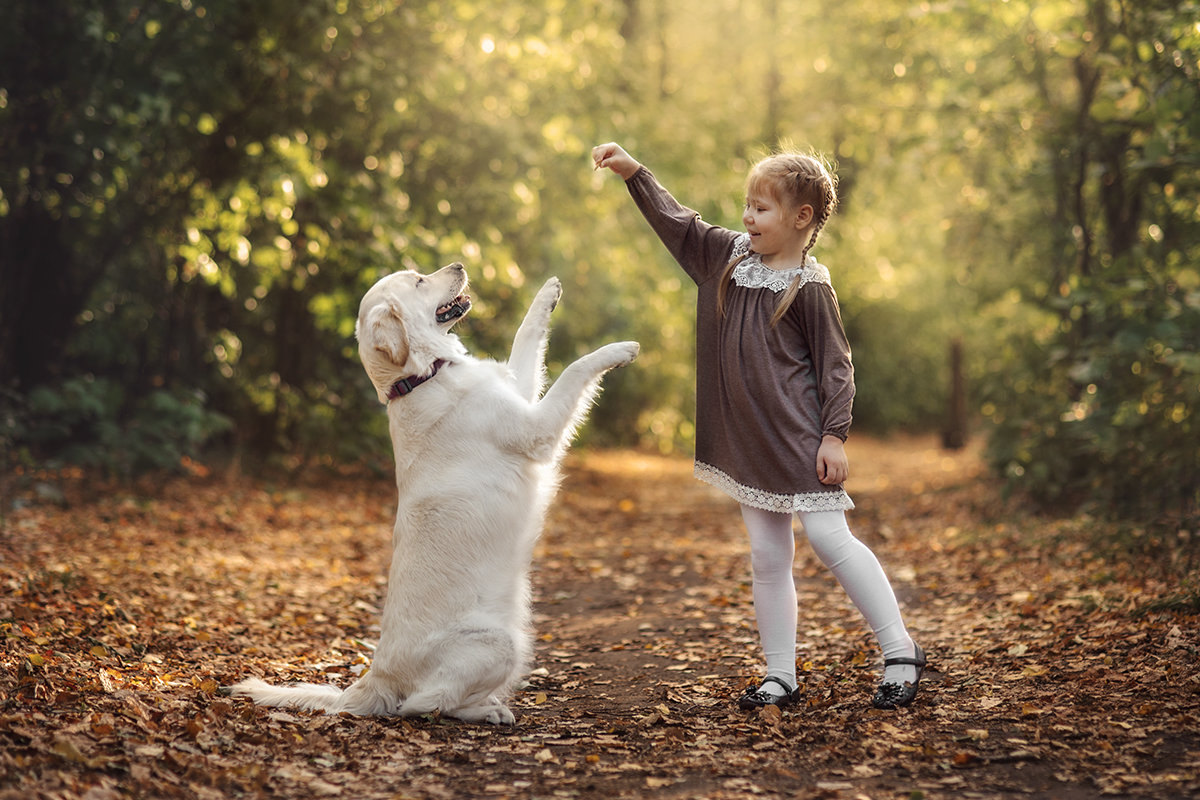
top-left (398, 629), bottom-right (521, 725)
top-left (402, 685), bottom-right (516, 725)
top-left (508, 277), bottom-right (562, 401)
top-left (446, 697), bottom-right (517, 725)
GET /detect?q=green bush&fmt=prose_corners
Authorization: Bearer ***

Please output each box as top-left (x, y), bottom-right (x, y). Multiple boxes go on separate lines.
top-left (15, 377), bottom-right (231, 478)
top-left (982, 271), bottom-right (1199, 525)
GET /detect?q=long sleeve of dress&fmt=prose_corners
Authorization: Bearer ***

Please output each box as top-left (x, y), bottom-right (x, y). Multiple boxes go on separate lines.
top-left (625, 167), bottom-right (739, 286)
top-left (793, 283), bottom-right (855, 441)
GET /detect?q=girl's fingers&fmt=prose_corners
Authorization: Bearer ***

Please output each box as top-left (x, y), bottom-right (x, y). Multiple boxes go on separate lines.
top-left (592, 143), bottom-right (620, 168)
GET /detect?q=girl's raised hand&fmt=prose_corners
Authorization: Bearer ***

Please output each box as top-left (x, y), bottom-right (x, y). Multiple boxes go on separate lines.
top-left (592, 143), bottom-right (641, 180)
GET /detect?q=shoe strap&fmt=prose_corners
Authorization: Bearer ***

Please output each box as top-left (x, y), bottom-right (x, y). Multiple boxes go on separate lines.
top-left (758, 675), bottom-right (795, 694)
top-left (884, 644), bottom-right (926, 669)
top-left (883, 656), bottom-right (926, 667)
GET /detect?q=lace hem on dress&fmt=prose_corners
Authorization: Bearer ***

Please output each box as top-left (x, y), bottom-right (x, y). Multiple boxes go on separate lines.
top-left (729, 233), bottom-right (832, 294)
top-left (695, 461), bottom-right (855, 513)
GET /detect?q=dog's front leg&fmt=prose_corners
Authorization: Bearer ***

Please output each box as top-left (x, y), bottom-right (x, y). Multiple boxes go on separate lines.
top-left (508, 277), bottom-right (562, 402)
top-left (523, 340), bottom-right (639, 457)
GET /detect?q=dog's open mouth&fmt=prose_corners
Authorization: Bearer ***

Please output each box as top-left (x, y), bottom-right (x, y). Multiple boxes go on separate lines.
top-left (436, 294), bottom-right (472, 324)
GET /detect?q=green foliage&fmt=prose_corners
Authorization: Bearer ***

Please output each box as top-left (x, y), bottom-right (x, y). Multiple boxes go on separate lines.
top-left (975, 0), bottom-right (1200, 524)
top-left (0, 0), bottom-right (1194, 530)
top-left (842, 301), bottom-right (948, 433)
top-left (983, 265), bottom-right (1199, 520)
top-left (14, 378), bottom-right (231, 477)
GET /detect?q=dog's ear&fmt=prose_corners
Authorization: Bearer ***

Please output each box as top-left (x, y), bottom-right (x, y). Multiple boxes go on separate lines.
top-left (359, 302), bottom-right (410, 367)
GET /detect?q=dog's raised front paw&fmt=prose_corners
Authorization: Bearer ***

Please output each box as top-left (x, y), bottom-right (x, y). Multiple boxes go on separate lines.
top-left (534, 276), bottom-right (563, 313)
top-left (606, 341), bottom-right (640, 368)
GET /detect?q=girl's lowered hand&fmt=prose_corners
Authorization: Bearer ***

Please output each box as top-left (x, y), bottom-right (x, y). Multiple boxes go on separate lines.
top-left (592, 142), bottom-right (641, 180)
top-left (817, 435), bottom-right (849, 486)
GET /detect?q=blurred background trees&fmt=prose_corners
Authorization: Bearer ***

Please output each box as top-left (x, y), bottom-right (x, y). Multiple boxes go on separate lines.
top-left (2, 0), bottom-right (1196, 529)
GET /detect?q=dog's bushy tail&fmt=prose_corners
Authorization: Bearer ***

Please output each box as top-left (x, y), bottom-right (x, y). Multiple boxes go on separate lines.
top-left (229, 672), bottom-right (395, 715)
top-left (228, 678), bottom-right (344, 712)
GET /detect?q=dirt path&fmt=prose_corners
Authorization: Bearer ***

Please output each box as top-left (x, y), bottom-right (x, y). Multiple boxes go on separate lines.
top-left (2, 436), bottom-right (1197, 799)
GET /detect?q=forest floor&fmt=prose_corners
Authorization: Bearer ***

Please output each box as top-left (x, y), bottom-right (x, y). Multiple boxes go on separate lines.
top-left (1, 435), bottom-right (1198, 800)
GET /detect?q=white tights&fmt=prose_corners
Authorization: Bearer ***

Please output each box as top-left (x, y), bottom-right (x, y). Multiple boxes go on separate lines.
top-left (740, 504), bottom-right (918, 691)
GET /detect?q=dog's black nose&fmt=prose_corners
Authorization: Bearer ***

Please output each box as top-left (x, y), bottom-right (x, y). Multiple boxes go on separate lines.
top-left (450, 262), bottom-right (464, 271)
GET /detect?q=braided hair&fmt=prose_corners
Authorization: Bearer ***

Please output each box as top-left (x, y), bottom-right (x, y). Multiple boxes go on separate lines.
top-left (717, 150), bottom-right (839, 327)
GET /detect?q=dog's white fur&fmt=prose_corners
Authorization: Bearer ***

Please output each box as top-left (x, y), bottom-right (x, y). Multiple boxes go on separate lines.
top-left (230, 263), bottom-right (638, 724)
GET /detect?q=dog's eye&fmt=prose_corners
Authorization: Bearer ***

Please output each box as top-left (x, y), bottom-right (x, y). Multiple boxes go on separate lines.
top-left (416, 277), bottom-right (425, 286)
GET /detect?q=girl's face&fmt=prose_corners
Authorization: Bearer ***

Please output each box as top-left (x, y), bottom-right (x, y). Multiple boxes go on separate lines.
top-left (742, 188), bottom-right (811, 263)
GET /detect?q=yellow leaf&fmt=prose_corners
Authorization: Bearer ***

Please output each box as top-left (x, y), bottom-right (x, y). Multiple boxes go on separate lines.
top-left (533, 692), bottom-right (548, 705)
top-left (26, 653), bottom-right (45, 667)
top-left (90, 645), bottom-right (107, 658)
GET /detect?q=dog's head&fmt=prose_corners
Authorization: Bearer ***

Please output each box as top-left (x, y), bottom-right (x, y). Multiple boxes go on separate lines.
top-left (355, 263), bottom-right (472, 403)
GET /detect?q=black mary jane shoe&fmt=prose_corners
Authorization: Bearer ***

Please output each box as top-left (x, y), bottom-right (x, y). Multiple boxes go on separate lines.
top-left (737, 676), bottom-right (799, 710)
top-left (871, 643), bottom-right (927, 710)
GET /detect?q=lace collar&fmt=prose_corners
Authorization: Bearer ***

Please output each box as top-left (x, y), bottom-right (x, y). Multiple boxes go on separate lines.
top-left (730, 233), bottom-right (832, 293)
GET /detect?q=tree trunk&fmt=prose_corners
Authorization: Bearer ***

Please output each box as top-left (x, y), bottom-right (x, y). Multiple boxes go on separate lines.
top-left (942, 337), bottom-right (967, 450)
top-left (0, 207), bottom-right (102, 389)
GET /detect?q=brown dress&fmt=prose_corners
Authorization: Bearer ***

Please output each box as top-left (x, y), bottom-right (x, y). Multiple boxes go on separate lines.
top-left (626, 167), bottom-right (855, 513)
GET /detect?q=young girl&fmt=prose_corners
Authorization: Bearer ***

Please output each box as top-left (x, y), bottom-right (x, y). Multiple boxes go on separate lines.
top-left (592, 142), bottom-right (926, 710)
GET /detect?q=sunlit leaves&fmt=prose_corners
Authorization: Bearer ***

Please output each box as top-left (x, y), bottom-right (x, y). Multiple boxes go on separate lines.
top-left (967, 0), bottom-right (1200, 522)
top-left (5, 0), bottom-right (1196, 487)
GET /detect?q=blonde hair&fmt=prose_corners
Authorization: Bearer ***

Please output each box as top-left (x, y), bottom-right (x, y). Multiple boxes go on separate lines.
top-left (717, 149), bottom-right (839, 326)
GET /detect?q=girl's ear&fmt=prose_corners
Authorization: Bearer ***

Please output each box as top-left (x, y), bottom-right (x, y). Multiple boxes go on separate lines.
top-left (794, 203), bottom-right (815, 230)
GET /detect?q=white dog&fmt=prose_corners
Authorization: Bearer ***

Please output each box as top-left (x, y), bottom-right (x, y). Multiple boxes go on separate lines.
top-left (231, 263), bottom-right (638, 724)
